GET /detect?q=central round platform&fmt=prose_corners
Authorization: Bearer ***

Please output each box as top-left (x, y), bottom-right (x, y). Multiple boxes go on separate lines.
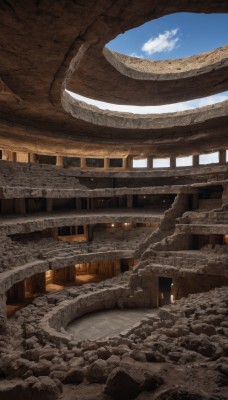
top-left (67, 308), bottom-right (156, 342)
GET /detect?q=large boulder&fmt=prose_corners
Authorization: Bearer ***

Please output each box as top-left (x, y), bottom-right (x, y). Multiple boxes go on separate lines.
top-left (104, 364), bottom-right (163, 400)
top-left (0, 377), bottom-right (61, 400)
top-left (85, 359), bottom-right (108, 383)
top-left (63, 367), bottom-right (84, 384)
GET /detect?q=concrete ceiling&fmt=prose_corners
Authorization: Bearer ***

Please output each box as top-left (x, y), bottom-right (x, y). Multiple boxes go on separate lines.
top-left (0, 0), bottom-right (227, 157)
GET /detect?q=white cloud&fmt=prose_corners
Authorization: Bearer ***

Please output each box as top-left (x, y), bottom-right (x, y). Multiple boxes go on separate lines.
top-left (141, 28), bottom-right (179, 56)
top-left (67, 90), bottom-right (228, 114)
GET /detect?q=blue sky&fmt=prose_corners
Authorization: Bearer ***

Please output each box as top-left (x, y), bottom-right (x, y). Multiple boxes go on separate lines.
top-left (107, 13), bottom-right (228, 60)
top-left (70, 13), bottom-right (228, 113)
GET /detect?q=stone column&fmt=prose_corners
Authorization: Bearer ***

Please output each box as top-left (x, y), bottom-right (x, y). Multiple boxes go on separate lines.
top-left (46, 198), bottom-right (53, 212)
top-left (127, 195), bottom-right (133, 208)
top-left (170, 157), bottom-right (176, 169)
top-left (104, 158), bottom-right (109, 170)
top-left (14, 198), bottom-right (26, 215)
top-left (29, 153), bottom-right (36, 163)
top-left (80, 158), bottom-right (87, 169)
top-left (51, 227), bottom-right (58, 238)
top-left (29, 273), bottom-right (46, 294)
top-left (76, 198), bottom-right (81, 210)
top-left (128, 156), bottom-right (133, 169)
top-left (193, 155), bottom-right (199, 167)
top-left (56, 155), bottom-right (63, 167)
top-left (122, 157), bottom-right (128, 169)
top-left (219, 150), bottom-right (226, 165)
top-left (87, 225), bottom-right (93, 242)
top-left (147, 156), bottom-right (153, 170)
top-left (191, 194), bottom-right (198, 210)
top-left (0, 293), bottom-right (6, 333)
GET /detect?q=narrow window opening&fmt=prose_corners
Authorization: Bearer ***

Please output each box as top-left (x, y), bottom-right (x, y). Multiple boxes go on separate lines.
top-left (153, 158), bottom-right (170, 168)
top-left (199, 151), bottom-right (219, 165)
top-left (176, 155), bottom-right (193, 167)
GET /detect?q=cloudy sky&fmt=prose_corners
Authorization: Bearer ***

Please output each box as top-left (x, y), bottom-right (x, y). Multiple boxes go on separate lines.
top-left (108, 12), bottom-right (228, 60)
top-left (70, 12), bottom-right (228, 113)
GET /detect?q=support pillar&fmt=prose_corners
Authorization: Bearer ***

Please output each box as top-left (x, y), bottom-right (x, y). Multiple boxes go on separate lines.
top-left (127, 195), bottom-right (133, 208)
top-left (76, 198), bottom-right (81, 210)
top-left (170, 157), bottom-right (176, 169)
top-left (26, 273), bottom-right (46, 295)
top-left (56, 156), bottom-right (63, 167)
top-left (219, 150), bottom-right (226, 165)
top-left (87, 225), bottom-right (93, 241)
top-left (147, 156), bottom-right (153, 169)
top-left (52, 266), bottom-right (75, 285)
top-left (14, 198), bottom-right (26, 215)
top-left (193, 155), bottom-right (199, 167)
top-left (51, 227), bottom-right (58, 238)
top-left (104, 158), bottom-right (109, 170)
top-left (191, 194), bottom-right (198, 210)
top-left (46, 198), bottom-right (53, 212)
top-left (0, 293), bottom-right (6, 332)
top-left (29, 153), bottom-right (36, 163)
top-left (122, 158), bottom-right (128, 169)
top-left (80, 158), bottom-right (87, 169)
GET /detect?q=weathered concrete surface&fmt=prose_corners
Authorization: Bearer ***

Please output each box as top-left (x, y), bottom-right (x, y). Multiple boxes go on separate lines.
top-left (0, 1), bottom-right (228, 157)
top-left (0, 209), bottom-right (163, 235)
top-left (1, 284), bottom-right (227, 400)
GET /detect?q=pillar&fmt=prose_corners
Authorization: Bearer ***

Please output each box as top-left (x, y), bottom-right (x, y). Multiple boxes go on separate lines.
top-left (147, 156), bottom-right (153, 169)
top-left (29, 153), bottom-right (36, 163)
top-left (51, 227), bottom-right (58, 238)
top-left (46, 198), bottom-right (53, 212)
top-left (80, 158), bottom-right (87, 168)
top-left (27, 273), bottom-right (46, 295)
top-left (52, 266), bottom-right (75, 285)
top-left (104, 158), bottom-right (109, 169)
top-left (219, 150), bottom-right (226, 165)
top-left (122, 158), bottom-right (128, 169)
top-left (193, 155), bottom-right (199, 167)
top-left (82, 225), bottom-right (88, 240)
top-left (56, 155), bottom-right (63, 167)
top-left (0, 293), bottom-right (6, 332)
top-left (87, 225), bottom-right (93, 241)
top-left (170, 157), bottom-right (176, 169)
top-left (191, 194), bottom-right (198, 210)
top-left (76, 198), bottom-right (81, 210)
top-left (127, 195), bottom-right (133, 208)
top-left (14, 198), bottom-right (26, 215)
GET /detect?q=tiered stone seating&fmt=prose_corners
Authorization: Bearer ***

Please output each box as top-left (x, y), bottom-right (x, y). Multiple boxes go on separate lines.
top-left (0, 160), bottom-right (86, 189)
top-left (145, 250), bottom-right (218, 271)
top-left (180, 210), bottom-right (228, 225)
top-left (0, 235), bottom-right (35, 272)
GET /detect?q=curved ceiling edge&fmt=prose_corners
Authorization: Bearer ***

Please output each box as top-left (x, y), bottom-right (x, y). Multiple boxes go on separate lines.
top-left (62, 90), bottom-right (228, 131)
top-left (103, 46), bottom-right (228, 81)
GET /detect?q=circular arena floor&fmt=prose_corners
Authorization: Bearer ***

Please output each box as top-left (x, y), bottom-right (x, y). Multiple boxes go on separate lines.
top-left (67, 308), bottom-right (157, 342)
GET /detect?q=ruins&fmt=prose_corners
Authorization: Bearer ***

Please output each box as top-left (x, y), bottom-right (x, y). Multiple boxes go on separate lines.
top-left (0, 1), bottom-right (227, 399)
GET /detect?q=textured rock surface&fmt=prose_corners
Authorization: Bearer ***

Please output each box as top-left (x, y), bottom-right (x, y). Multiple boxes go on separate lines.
top-left (0, 286), bottom-right (227, 400)
top-left (0, 2), bottom-right (228, 157)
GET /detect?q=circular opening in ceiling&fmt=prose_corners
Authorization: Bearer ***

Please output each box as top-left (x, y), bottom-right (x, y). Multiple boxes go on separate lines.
top-left (107, 13), bottom-right (228, 60)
